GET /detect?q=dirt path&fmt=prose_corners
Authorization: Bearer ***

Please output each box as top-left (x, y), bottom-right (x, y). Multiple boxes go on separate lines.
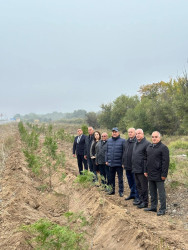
top-left (0, 124), bottom-right (187, 250)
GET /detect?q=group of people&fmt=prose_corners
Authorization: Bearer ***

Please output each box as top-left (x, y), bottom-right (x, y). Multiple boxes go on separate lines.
top-left (73, 126), bottom-right (169, 216)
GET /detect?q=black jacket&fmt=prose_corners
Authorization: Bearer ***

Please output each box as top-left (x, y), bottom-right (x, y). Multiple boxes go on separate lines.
top-left (132, 137), bottom-right (150, 173)
top-left (73, 134), bottom-right (86, 156)
top-left (145, 141), bottom-right (169, 181)
top-left (84, 134), bottom-right (94, 158)
top-left (96, 140), bottom-right (108, 165)
top-left (122, 137), bottom-right (136, 170)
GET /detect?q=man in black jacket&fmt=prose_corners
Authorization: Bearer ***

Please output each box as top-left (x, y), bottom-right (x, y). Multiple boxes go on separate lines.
top-left (73, 128), bottom-right (88, 174)
top-left (132, 129), bottom-right (150, 208)
top-left (122, 128), bottom-right (139, 202)
top-left (144, 131), bottom-right (169, 216)
top-left (84, 127), bottom-right (94, 172)
top-left (96, 132), bottom-right (109, 185)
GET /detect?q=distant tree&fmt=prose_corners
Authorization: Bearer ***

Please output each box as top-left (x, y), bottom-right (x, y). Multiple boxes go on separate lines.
top-left (85, 112), bottom-right (99, 128)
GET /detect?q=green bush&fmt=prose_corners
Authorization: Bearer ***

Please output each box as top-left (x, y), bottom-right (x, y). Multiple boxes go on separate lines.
top-left (75, 170), bottom-right (95, 187)
top-left (21, 219), bottom-right (86, 250)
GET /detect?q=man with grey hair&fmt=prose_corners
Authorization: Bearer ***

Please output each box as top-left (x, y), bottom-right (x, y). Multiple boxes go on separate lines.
top-left (144, 131), bottom-right (169, 216)
top-left (84, 126), bottom-right (95, 172)
top-left (132, 129), bottom-right (150, 208)
top-left (96, 132), bottom-right (109, 186)
top-left (122, 128), bottom-right (139, 202)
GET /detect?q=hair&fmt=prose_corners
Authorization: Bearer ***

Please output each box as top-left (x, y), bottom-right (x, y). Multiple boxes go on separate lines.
top-left (152, 131), bottom-right (161, 138)
top-left (93, 131), bottom-right (101, 141)
top-left (136, 128), bottom-right (144, 134)
top-left (128, 128), bottom-right (136, 132)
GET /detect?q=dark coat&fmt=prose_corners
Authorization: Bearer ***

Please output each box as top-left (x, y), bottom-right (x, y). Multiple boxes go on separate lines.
top-left (132, 137), bottom-right (150, 173)
top-left (145, 141), bottom-right (169, 181)
top-left (96, 140), bottom-right (108, 165)
top-left (106, 136), bottom-right (126, 167)
top-left (84, 134), bottom-right (94, 158)
top-left (73, 134), bottom-right (86, 156)
top-left (122, 137), bottom-right (136, 170)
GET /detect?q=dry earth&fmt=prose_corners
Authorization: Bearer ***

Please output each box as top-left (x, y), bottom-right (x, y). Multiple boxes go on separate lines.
top-left (0, 124), bottom-right (188, 250)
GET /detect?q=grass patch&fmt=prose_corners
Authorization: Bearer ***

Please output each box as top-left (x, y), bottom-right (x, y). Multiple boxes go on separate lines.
top-left (74, 170), bottom-right (95, 188)
top-left (169, 181), bottom-right (181, 189)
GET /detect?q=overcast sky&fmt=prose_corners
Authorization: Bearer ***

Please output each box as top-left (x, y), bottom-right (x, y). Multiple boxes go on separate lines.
top-left (1, 0), bottom-right (188, 117)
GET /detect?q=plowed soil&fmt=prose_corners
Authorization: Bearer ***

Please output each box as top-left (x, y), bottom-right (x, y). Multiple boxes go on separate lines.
top-left (0, 124), bottom-right (188, 250)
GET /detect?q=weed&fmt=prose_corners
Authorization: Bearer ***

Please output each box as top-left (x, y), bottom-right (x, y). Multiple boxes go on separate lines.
top-left (169, 159), bottom-right (176, 175)
top-left (74, 170), bottom-right (95, 187)
top-left (170, 181), bottom-right (180, 189)
top-left (64, 211), bottom-right (89, 227)
top-left (36, 185), bottom-right (47, 192)
top-left (61, 172), bottom-right (67, 181)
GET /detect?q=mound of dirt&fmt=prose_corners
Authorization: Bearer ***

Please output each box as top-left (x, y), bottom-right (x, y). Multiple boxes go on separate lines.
top-left (0, 124), bottom-right (188, 250)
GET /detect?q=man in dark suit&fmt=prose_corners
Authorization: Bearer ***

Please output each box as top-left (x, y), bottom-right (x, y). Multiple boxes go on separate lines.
top-left (73, 128), bottom-right (88, 174)
top-left (144, 131), bottom-right (169, 216)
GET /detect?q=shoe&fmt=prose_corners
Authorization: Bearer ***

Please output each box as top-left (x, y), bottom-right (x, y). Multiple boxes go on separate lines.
top-left (144, 207), bottom-right (157, 212)
top-left (108, 191), bottom-right (115, 195)
top-left (157, 210), bottom-right (166, 216)
top-left (133, 199), bottom-right (141, 205)
top-left (119, 192), bottom-right (124, 197)
top-left (125, 195), bottom-right (135, 200)
top-left (137, 202), bottom-right (148, 209)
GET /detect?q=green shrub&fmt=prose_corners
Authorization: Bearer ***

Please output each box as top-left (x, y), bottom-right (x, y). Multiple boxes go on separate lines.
top-left (21, 219), bottom-right (86, 250)
top-left (23, 149), bottom-right (41, 175)
top-left (75, 170), bottom-right (95, 187)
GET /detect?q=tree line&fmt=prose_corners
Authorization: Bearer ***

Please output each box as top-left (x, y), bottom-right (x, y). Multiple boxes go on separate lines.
top-left (86, 75), bottom-right (188, 135)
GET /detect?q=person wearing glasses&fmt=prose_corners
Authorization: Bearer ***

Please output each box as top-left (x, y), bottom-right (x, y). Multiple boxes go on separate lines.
top-left (96, 132), bottom-right (109, 186)
top-left (106, 127), bottom-right (125, 197)
top-left (144, 131), bottom-right (169, 216)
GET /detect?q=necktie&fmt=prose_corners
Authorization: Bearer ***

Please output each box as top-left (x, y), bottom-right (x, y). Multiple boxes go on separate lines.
top-left (77, 136), bottom-right (81, 143)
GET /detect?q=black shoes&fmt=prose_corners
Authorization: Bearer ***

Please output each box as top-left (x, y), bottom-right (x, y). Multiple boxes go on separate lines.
top-left (119, 192), bottom-right (124, 197)
top-left (157, 210), bottom-right (166, 216)
top-left (125, 195), bottom-right (135, 200)
top-left (144, 207), bottom-right (157, 212)
top-left (108, 191), bottom-right (115, 195)
top-left (133, 198), bottom-right (141, 205)
top-left (137, 202), bottom-right (148, 209)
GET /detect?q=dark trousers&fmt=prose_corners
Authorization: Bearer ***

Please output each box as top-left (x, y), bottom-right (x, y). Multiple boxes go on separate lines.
top-left (99, 164), bottom-right (106, 184)
top-left (125, 170), bottom-right (139, 198)
top-left (77, 154), bottom-right (88, 174)
top-left (135, 173), bottom-right (148, 204)
top-left (91, 159), bottom-right (98, 181)
top-left (149, 180), bottom-right (166, 211)
top-left (105, 165), bottom-right (110, 185)
top-left (87, 157), bottom-right (94, 172)
top-left (110, 166), bottom-right (124, 194)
